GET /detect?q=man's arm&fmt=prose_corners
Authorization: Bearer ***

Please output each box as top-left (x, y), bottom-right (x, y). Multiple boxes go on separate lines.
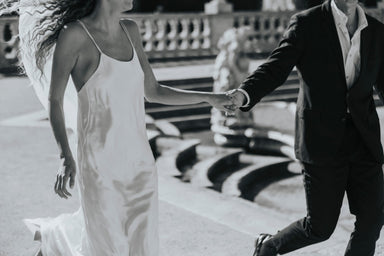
top-left (237, 14), bottom-right (306, 111)
top-left (375, 34), bottom-right (384, 104)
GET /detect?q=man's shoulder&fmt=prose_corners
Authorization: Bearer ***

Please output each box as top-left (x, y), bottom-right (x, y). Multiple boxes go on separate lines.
top-left (294, 4), bottom-right (323, 20)
top-left (289, 4), bottom-right (323, 27)
top-left (366, 14), bottom-right (384, 30)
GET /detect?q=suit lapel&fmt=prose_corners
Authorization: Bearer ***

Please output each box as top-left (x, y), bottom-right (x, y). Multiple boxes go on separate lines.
top-left (321, 1), bottom-right (346, 86)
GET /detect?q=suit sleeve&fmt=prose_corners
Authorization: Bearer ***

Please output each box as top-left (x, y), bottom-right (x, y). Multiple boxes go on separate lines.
top-left (375, 30), bottom-right (384, 104)
top-left (239, 14), bottom-right (305, 112)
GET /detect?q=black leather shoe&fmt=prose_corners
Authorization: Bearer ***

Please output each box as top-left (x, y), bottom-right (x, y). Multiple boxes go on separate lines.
top-left (252, 233), bottom-right (273, 256)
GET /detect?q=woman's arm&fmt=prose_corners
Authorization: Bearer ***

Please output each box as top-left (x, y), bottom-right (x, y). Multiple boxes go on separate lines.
top-left (122, 20), bottom-right (233, 112)
top-left (48, 24), bottom-right (82, 198)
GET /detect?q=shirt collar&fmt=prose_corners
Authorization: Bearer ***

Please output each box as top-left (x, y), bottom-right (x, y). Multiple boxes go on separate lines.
top-left (331, 0), bottom-right (368, 31)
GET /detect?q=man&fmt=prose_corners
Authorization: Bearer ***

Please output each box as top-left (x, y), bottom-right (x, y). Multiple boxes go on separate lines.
top-left (228, 0), bottom-right (384, 255)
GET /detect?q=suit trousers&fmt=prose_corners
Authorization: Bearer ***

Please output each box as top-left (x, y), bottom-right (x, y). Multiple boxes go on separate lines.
top-left (261, 114), bottom-right (384, 255)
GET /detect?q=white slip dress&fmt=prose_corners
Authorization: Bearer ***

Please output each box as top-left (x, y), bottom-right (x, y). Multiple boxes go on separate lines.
top-left (23, 20), bottom-right (159, 256)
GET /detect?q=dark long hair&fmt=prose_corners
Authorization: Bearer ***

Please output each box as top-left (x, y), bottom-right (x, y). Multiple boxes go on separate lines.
top-left (1, 0), bottom-right (97, 72)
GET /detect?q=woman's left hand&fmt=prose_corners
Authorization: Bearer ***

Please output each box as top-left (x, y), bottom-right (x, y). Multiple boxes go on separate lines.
top-left (54, 156), bottom-right (77, 199)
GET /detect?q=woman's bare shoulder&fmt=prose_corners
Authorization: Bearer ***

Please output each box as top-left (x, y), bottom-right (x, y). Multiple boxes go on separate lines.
top-left (55, 21), bottom-right (89, 53)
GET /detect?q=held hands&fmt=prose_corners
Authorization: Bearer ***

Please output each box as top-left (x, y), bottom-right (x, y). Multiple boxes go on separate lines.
top-left (207, 92), bottom-right (237, 115)
top-left (207, 89), bottom-right (246, 116)
top-left (54, 156), bottom-right (76, 199)
top-left (225, 89), bottom-right (246, 109)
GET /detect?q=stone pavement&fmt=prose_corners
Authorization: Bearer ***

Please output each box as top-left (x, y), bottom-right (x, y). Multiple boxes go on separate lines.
top-left (0, 60), bottom-right (383, 256)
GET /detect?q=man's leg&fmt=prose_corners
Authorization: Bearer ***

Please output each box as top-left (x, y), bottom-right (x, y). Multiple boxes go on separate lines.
top-left (344, 152), bottom-right (384, 255)
top-left (259, 162), bottom-right (349, 255)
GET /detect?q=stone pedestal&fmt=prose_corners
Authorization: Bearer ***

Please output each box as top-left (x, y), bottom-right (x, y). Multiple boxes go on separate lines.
top-left (204, 0), bottom-right (233, 14)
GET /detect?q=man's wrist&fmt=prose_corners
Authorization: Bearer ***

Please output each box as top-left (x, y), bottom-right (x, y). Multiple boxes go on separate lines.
top-left (236, 88), bottom-right (251, 107)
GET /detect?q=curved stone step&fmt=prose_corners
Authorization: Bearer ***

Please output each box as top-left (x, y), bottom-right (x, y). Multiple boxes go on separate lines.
top-left (221, 157), bottom-right (297, 197)
top-left (155, 138), bottom-right (201, 176)
top-left (212, 125), bottom-right (295, 159)
top-left (159, 77), bottom-right (213, 86)
top-left (262, 93), bottom-right (298, 102)
top-left (146, 103), bottom-right (211, 119)
top-left (237, 161), bottom-right (300, 201)
top-left (182, 148), bottom-right (243, 187)
top-left (153, 120), bottom-right (181, 137)
top-left (248, 138), bottom-right (295, 159)
top-left (164, 113), bottom-right (211, 132)
top-left (145, 114), bottom-right (182, 138)
top-left (145, 114), bottom-right (157, 130)
top-left (245, 129), bottom-right (294, 147)
top-left (147, 129), bottom-right (161, 158)
top-left (158, 72), bottom-right (298, 86)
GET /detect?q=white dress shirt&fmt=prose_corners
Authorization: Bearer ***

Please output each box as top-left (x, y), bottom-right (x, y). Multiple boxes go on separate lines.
top-left (331, 0), bottom-right (367, 89)
top-left (239, 1), bottom-right (368, 107)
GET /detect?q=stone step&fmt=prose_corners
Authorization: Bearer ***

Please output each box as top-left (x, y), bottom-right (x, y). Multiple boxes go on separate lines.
top-left (175, 83), bottom-right (213, 92)
top-left (182, 148), bottom-right (243, 187)
top-left (221, 156), bottom-right (296, 197)
top-left (147, 130), bottom-right (162, 158)
top-left (146, 103), bottom-right (212, 119)
top-left (237, 160), bottom-right (299, 202)
top-left (156, 137), bottom-right (201, 177)
top-left (163, 113), bottom-right (212, 132)
top-left (153, 120), bottom-right (181, 137)
top-left (158, 73), bottom-right (299, 87)
top-left (262, 93), bottom-right (298, 102)
top-left (159, 77), bottom-right (213, 86)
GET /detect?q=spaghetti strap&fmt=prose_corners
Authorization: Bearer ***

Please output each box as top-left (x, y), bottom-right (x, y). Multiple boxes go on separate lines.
top-left (119, 20), bottom-right (136, 54)
top-left (77, 20), bottom-right (103, 53)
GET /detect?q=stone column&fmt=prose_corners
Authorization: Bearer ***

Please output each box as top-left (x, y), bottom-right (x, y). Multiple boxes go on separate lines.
top-left (204, 0), bottom-right (233, 14)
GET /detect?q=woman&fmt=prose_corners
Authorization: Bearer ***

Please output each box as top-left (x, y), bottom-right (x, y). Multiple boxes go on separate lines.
top-left (3, 0), bottom-right (235, 255)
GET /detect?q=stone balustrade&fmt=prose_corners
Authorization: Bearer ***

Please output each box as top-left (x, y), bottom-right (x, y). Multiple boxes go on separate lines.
top-left (128, 13), bottom-right (213, 59)
top-left (0, 8), bottom-right (383, 69)
top-left (232, 11), bottom-right (295, 53)
top-left (0, 16), bottom-right (19, 70)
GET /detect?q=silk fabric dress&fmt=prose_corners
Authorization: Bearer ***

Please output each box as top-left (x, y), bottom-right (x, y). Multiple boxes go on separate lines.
top-left (23, 20), bottom-right (159, 256)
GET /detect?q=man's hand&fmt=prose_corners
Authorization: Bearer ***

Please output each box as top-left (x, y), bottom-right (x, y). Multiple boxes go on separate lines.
top-left (226, 89), bottom-right (246, 109)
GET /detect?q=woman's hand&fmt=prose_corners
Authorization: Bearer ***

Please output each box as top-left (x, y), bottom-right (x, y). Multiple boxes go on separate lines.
top-left (207, 92), bottom-right (237, 115)
top-left (54, 156), bottom-right (76, 199)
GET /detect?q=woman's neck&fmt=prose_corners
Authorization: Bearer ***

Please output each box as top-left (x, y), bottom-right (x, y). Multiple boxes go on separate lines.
top-left (85, 0), bottom-right (122, 32)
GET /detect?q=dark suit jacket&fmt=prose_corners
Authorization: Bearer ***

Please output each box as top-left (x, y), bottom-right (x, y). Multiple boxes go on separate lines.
top-left (239, 0), bottom-right (384, 164)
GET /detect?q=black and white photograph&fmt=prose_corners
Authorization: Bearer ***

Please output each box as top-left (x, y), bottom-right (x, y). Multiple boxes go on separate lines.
top-left (0, 0), bottom-right (384, 255)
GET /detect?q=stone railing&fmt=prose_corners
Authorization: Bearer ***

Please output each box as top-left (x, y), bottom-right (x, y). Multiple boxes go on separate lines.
top-left (0, 8), bottom-right (383, 69)
top-left (232, 11), bottom-right (295, 53)
top-left (0, 16), bottom-right (19, 69)
top-left (129, 13), bottom-right (213, 59)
